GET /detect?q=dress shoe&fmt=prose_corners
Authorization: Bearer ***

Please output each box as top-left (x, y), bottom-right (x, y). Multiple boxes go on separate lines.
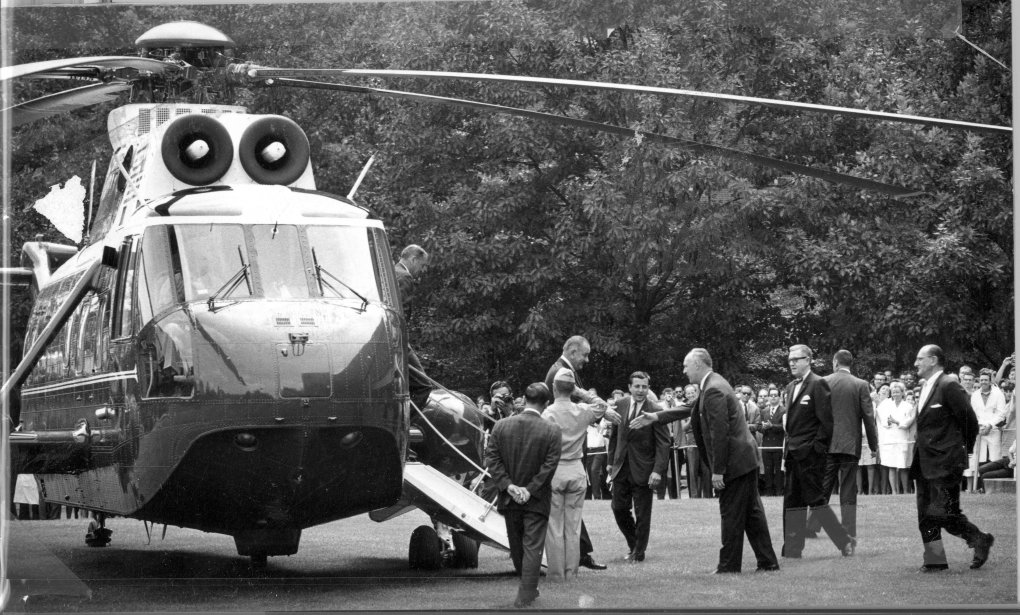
top-left (579, 554), bottom-right (607, 570)
top-left (755, 564), bottom-right (781, 572)
top-left (841, 537), bottom-right (857, 557)
top-left (712, 567), bottom-right (739, 574)
top-left (970, 533), bottom-right (994, 569)
top-left (624, 551), bottom-right (645, 563)
top-left (918, 564), bottom-right (949, 573)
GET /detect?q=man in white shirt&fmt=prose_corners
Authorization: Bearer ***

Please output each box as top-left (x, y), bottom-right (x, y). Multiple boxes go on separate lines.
top-left (971, 368), bottom-right (1008, 464)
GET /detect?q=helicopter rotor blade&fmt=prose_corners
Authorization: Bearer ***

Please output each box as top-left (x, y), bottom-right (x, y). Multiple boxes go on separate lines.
top-left (247, 67), bottom-right (1010, 136)
top-left (1, 56), bottom-right (176, 84)
top-left (6, 82), bottom-right (133, 128)
top-left (263, 77), bottom-right (923, 198)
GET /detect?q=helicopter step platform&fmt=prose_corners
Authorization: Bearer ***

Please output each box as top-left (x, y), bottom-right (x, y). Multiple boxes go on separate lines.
top-left (369, 462), bottom-right (510, 552)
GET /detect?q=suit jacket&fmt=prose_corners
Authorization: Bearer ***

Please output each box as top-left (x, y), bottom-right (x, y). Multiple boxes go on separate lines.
top-left (484, 410), bottom-right (563, 516)
top-left (744, 401), bottom-right (763, 446)
top-left (758, 403), bottom-right (786, 448)
top-left (823, 369), bottom-right (879, 458)
top-left (910, 372), bottom-right (979, 481)
top-left (607, 395), bottom-right (671, 484)
top-left (691, 372), bottom-right (760, 482)
top-left (783, 371), bottom-right (833, 462)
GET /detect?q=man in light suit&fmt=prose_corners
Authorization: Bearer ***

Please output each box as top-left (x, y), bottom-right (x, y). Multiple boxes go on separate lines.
top-left (484, 382), bottom-right (562, 607)
top-left (808, 349), bottom-right (878, 540)
top-left (543, 335), bottom-right (618, 570)
top-left (606, 371), bottom-right (671, 562)
top-left (782, 344), bottom-right (855, 559)
top-left (912, 344), bottom-right (993, 572)
top-left (685, 349), bottom-right (779, 573)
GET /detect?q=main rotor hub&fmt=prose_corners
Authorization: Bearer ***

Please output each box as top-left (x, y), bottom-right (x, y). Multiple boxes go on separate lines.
top-left (135, 21), bottom-right (235, 68)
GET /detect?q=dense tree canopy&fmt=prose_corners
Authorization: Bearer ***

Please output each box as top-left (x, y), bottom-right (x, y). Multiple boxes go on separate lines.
top-left (5, 0), bottom-right (1012, 398)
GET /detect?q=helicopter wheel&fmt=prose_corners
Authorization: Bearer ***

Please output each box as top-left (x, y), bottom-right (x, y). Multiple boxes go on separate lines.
top-left (249, 553), bottom-right (268, 569)
top-left (84, 515), bottom-right (112, 548)
top-left (408, 525), bottom-right (444, 570)
top-left (450, 532), bottom-right (479, 569)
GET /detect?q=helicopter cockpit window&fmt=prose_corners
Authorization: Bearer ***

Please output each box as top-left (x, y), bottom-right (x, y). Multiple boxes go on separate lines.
top-left (305, 226), bottom-right (383, 304)
top-left (174, 224), bottom-right (252, 302)
top-left (250, 225), bottom-right (310, 299)
top-left (140, 226), bottom-right (184, 318)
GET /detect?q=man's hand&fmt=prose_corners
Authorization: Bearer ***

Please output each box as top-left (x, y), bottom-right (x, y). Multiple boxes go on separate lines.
top-left (711, 473), bottom-right (725, 490)
top-left (979, 423), bottom-right (992, 436)
top-left (648, 472), bottom-right (661, 488)
top-left (629, 412), bottom-right (657, 430)
top-left (507, 484), bottom-right (530, 504)
top-left (604, 407), bottom-right (622, 425)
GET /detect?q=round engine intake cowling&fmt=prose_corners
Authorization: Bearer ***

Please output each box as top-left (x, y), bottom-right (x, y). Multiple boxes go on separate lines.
top-left (238, 116), bottom-right (310, 185)
top-left (160, 114), bottom-right (234, 185)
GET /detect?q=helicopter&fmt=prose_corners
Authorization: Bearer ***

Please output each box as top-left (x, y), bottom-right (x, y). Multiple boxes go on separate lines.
top-left (1, 15), bottom-right (1010, 572)
top-left (2, 20), bottom-right (500, 569)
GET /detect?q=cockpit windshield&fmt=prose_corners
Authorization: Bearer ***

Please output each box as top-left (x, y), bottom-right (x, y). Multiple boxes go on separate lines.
top-left (137, 223), bottom-right (389, 320)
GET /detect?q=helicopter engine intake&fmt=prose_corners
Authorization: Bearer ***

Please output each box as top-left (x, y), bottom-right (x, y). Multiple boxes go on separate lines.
top-left (238, 116), bottom-right (311, 185)
top-left (160, 113), bottom-right (234, 185)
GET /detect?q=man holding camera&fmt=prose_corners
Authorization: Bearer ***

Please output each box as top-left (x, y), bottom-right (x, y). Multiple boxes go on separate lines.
top-left (486, 381), bottom-right (516, 429)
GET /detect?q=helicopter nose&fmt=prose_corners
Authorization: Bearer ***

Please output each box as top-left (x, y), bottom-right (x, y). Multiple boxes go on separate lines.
top-left (260, 141), bottom-right (287, 164)
top-left (184, 139), bottom-right (211, 162)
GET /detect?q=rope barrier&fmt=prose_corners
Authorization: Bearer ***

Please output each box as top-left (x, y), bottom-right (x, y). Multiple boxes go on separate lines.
top-left (409, 398), bottom-right (490, 480)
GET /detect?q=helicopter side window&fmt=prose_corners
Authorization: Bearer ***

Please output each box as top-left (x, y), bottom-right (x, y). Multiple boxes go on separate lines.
top-left (305, 226), bottom-right (383, 303)
top-left (173, 224), bottom-right (253, 302)
top-left (249, 225), bottom-right (310, 299)
top-left (140, 226), bottom-right (185, 317)
top-left (111, 237), bottom-right (138, 339)
top-left (79, 294), bottom-right (104, 375)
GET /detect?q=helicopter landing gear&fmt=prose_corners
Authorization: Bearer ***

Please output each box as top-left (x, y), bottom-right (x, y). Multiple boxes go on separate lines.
top-left (408, 525), bottom-right (444, 570)
top-left (449, 531), bottom-right (479, 569)
top-left (408, 523), bottom-right (479, 569)
top-left (249, 553), bottom-right (268, 569)
top-left (85, 514), bottom-right (112, 547)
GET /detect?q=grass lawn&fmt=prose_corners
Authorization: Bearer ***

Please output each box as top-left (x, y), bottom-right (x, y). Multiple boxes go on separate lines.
top-left (7, 492), bottom-right (1016, 611)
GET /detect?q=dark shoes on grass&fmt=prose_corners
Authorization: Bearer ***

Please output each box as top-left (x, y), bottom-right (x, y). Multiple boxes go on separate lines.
top-left (971, 533), bottom-right (994, 569)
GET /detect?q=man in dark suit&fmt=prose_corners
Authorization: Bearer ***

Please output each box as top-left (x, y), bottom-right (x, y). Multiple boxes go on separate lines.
top-left (544, 335), bottom-right (618, 570)
top-left (484, 382), bottom-right (563, 607)
top-left (759, 387), bottom-right (785, 496)
top-left (393, 244), bottom-right (432, 410)
top-left (782, 344), bottom-right (855, 559)
top-left (606, 371), bottom-right (670, 562)
top-left (810, 349), bottom-right (879, 540)
top-left (684, 349), bottom-right (779, 573)
top-left (912, 344), bottom-right (994, 572)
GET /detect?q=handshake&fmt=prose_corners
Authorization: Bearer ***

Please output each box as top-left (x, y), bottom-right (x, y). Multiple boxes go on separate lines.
top-left (507, 484), bottom-right (531, 504)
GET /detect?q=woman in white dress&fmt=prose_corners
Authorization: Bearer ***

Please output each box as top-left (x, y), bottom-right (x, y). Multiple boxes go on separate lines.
top-left (876, 381), bottom-right (916, 494)
top-left (872, 384), bottom-right (891, 493)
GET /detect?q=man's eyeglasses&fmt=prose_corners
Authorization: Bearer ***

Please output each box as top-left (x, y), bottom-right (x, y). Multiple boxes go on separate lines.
top-left (789, 356), bottom-right (809, 363)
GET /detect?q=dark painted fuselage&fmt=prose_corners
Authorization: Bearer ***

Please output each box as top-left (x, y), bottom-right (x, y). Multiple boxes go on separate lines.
top-left (16, 187), bottom-right (410, 548)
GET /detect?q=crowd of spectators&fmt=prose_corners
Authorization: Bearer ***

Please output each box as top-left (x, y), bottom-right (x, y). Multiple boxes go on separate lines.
top-left (478, 353), bottom-right (1017, 500)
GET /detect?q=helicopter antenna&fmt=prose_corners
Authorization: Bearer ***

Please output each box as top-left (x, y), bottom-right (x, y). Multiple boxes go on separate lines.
top-left (83, 160), bottom-right (96, 245)
top-left (347, 155), bottom-right (375, 200)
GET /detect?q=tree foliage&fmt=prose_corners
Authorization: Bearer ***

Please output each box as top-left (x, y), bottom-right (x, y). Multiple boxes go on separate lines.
top-left (5, 0), bottom-right (1011, 398)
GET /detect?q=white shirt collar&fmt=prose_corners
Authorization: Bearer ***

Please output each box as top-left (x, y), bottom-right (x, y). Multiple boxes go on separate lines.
top-left (560, 356), bottom-right (575, 372)
top-left (521, 408), bottom-right (542, 417)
